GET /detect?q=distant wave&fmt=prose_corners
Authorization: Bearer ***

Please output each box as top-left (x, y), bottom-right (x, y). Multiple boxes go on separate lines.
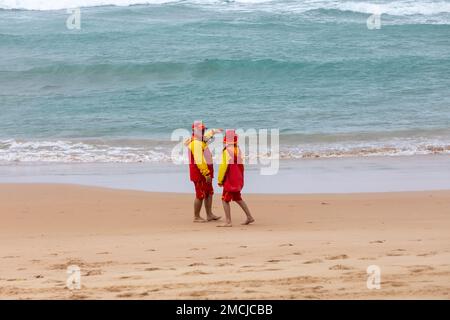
top-left (1, 0), bottom-right (267, 11)
top-left (5, 57), bottom-right (447, 84)
top-left (2, 0), bottom-right (450, 17)
top-left (1, 138), bottom-right (449, 163)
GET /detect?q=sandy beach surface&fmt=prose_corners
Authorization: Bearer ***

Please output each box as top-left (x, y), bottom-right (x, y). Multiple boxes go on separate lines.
top-left (0, 184), bottom-right (449, 300)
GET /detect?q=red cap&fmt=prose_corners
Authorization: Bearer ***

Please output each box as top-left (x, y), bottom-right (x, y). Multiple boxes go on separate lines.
top-left (223, 129), bottom-right (238, 145)
top-left (192, 121), bottom-right (206, 130)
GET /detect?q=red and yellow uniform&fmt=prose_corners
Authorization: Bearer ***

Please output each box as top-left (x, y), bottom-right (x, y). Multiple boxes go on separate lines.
top-left (188, 122), bottom-right (214, 200)
top-left (218, 141), bottom-right (244, 203)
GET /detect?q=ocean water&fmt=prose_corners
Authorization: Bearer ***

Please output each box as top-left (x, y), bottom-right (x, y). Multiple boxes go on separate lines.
top-left (0, 0), bottom-right (449, 163)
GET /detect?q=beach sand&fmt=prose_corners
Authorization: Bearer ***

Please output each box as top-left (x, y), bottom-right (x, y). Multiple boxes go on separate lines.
top-left (0, 184), bottom-right (449, 299)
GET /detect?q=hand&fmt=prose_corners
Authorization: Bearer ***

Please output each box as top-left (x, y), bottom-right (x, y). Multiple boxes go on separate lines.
top-left (205, 176), bottom-right (211, 183)
top-left (183, 137), bottom-right (192, 146)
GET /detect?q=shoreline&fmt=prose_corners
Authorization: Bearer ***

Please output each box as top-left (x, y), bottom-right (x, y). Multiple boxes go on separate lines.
top-left (1, 154), bottom-right (449, 193)
top-left (1, 182), bottom-right (450, 196)
top-left (0, 184), bottom-right (449, 299)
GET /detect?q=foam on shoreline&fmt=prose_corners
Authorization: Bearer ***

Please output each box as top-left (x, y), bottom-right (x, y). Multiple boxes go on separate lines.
top-left (1, 138), bottom-right (449, 163)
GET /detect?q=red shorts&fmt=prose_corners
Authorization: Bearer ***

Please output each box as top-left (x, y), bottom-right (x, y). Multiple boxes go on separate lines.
top-left (194, 180), bottom-right (214, 200)
top-left (222, 191), bottom-right (242, 203)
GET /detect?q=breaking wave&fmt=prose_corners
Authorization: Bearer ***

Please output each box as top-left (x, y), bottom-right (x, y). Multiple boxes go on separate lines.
top-left (1, 0), bottom-right (450, 17)
top-left (0, 138), bottom-right (449, 163)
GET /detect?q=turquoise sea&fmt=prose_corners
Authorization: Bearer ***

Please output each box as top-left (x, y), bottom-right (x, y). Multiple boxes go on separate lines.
top-left (0, 0), bottom-right (449, 163)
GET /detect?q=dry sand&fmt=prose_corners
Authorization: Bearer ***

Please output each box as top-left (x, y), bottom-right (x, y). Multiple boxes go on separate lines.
top-left (0, 184), bottom-right (449, 299)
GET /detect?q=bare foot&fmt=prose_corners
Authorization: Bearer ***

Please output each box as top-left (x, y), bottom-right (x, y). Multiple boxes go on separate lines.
top-left (217, 223), bottom-right (232, 227)
top-left (193, 217), bottom-right (206, 223)
top-left (207, 214), bottom-right (222, 221)
top-left (241, 217), bottom-right (255, 225)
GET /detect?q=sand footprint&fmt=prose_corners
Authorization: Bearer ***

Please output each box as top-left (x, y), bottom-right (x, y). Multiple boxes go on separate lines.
top-left (260, 268), bottom-right (282, 272)
top-left (116, 292), bottom-right (135, 298)
top-left (188, 262), bottom-right (206, 267)
top-left (384, 280), bottom-right (407, 287)
top-left (369, 240), bottom-right (386, 244)
top-left (266, 259), bottom-right (284, 263)
top-left (53, 259), bottom-right (116, 270)
top-left (329, 264), bottom-right (353, 270)
top-left (118, 275), bottom-right (143, 280)
top-left (144, 267), bottom-right (161, 272)
top-left (83, 270), bottom-right (102, 276)
top-left (325, 254), bottom-right (349, 260)
top-left (182, 270), bottom-right (211, 276)
top-left (416, 251), bottom-right (437, 257)
top-left (131, 261), bottom-right (152, 265)
top-left (216, 262), bottom-right (234, 267)
top-left (386, 250), bottom-right (406, 257)
top-left (214, 256), bottom-right (235, 260)
top-left (407, 265), bottom-right (435, 273)
top-left (303, 259), bottom-right (323, 264)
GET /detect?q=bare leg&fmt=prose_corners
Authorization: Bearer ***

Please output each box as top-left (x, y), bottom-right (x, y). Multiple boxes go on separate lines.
top-left (193, 198), bottom-right (206, 222)
top-left (205, 194), bottom-right (221, 221)
top-left (236, 200), bottom-right (255, 225)
top-left (217, 200), bottom-right (232, 227)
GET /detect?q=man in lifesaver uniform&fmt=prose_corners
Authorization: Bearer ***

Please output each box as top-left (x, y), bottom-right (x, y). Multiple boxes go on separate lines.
top-left (217, 129), bottom-right (255, 227)
top-left (187, 121), bottom-right (221, 222)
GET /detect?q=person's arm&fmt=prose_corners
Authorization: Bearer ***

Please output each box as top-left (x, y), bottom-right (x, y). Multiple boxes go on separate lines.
top-left (188, 140), bottom-right (210, 178)
top-left (218, 149), bottom-right (230, 186)
top-left (183, 136), bottom-right (192, 146)
top-left (204, 128), bottom-right (223, 144)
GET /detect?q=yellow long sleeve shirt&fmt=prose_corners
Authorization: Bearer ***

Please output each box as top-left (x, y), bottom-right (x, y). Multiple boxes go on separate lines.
top-left (188, 138), bottom-right (211, 177)
top-left (218, 148), bottom-right (230, 185)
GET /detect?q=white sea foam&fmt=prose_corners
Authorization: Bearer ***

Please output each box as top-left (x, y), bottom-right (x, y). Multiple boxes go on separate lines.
top-left (0, 138), bottom-right (448, 163)
top-left (0, 139), bottom-right (172, 163)
top-left (1, 0), bottom-right (450, 16)
top-left (333, 1), bottom-right (450, 16)
top-left (280, 139), bottom-right (450, 159)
